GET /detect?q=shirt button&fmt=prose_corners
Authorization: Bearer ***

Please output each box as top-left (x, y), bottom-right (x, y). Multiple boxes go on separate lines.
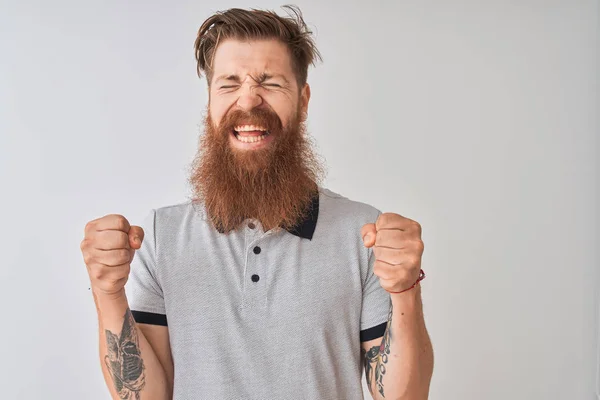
top-left (253, 246), bottom-right (261, 254)
top-left (248, 222), bottom-right (255, 229)
top-left (251, 274), bottom-right (260, 282)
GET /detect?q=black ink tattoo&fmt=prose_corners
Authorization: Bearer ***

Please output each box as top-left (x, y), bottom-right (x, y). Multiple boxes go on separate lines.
top-left (376, 304), bottom-right (393, 397)
top-left (362, 304), bottom-right (393, 398)
top-left (362, 343), bottom-right (380, 393)
top-left (105, 308), bottom-right (146, 400)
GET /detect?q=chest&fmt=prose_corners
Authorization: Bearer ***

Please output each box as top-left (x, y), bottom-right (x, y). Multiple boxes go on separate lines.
top-left (157, 230), bottom-right (364, 335)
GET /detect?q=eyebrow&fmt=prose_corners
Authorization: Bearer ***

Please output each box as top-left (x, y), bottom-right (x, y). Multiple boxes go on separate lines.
top-left (214, 73), bottom-right (290, 85)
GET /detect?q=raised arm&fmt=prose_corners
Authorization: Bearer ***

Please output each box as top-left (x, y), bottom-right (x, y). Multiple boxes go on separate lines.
top-left (361, 213), bottom-right (434, 399)
top-left (82, 214), bottom-right (172, 400)
top-left (361, 285), bottom-right (433, 400)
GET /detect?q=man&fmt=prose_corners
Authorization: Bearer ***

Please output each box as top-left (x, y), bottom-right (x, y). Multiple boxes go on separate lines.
top-left (80, 5), bottom-right (433, 400)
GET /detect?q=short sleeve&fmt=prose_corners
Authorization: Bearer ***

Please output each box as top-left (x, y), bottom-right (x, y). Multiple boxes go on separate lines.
top-left (125, 209), bottom-right (167, 326)
top-left (359, 213), bottom-right (391, 342)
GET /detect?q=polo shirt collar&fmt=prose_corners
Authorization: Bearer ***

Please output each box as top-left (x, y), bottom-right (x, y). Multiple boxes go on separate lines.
top-left (285, 192), bottom-right (319, 240)
top-left (212, 192), bottom-right (319, 240)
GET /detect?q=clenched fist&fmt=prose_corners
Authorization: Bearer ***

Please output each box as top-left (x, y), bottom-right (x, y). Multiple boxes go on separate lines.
top-left (361, 212), bottom-right (424, 294)
top-left (80, 214), bottom-right (144, 298)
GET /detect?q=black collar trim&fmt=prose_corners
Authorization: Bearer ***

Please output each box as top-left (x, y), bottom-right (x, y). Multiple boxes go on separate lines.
top-left (213, 192), bottom-right (319, 240)
top-left (286, 192), bottom-right (319, 240)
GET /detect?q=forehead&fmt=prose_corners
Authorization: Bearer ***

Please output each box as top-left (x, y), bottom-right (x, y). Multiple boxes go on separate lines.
top-left (211, 39), bottom-right (294, 79)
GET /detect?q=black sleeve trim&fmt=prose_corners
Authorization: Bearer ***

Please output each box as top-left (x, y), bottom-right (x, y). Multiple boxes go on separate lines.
top-left (360, 321), bottom-right (387, 342)
top-left (131, 310), bottom-right (168, 326)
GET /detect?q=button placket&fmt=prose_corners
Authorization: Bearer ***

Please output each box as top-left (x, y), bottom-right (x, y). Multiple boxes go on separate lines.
top-left (241, 227), bottom-right (281, 310)
top-left (248, 241), bottom-right (262, 285)
top-left (242, 219), bottom-right (257, 304)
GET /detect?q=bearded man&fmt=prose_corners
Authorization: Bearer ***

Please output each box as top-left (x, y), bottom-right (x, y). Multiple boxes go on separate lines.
top-left (80, 6), bottom-right (433, 400)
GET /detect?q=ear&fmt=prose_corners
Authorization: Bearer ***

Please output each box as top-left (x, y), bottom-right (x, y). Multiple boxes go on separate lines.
top-left (300, 83), bottom-right (311, 119)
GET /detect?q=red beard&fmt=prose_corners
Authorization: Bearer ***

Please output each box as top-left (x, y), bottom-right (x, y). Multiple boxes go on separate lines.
top-left (188, 105), bottom-right (325, 233)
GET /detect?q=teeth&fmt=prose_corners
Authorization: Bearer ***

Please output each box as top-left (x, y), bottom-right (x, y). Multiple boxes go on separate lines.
top-left (235, 132), bottom-right (269, 143)
top-left (234, 124), bottom-right (267, 132)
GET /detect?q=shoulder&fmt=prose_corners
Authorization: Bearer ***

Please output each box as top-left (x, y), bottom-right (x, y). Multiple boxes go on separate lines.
top-left (318, 187), bottom-right (381, 227)
top-left (144, 200), bottom-right (208, 234)
top-left (316, 187), bottom-right (379, 273)
top-left (154, 200), bottom-right (203, 219)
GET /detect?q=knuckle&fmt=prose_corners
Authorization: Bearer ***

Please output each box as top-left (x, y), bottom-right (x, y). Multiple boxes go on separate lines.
top-left (111, 268), bottom-right (130, 283)
top-left (84, 221), bottom-right (95, 234)
top-left (404, 255), bottom-right (417, 268)
top-left (411, 254), bottom-right (421, 266)
top-left (115, 276), bottom-right (129, 287)
top-left (90, 267), bottom-right (105, 281)
top-left (106, 278), bottom-right (120, 287)
top-left (117, 249), bottom-right (131, 263)
top-left (83, 251), bottom-right (93, 265)
top-left (115, 215), bottom-right (129, 231)
top-left (412, 220), bottom-right (422, 233)
top-left (415, 240), bottom-right (425, 253)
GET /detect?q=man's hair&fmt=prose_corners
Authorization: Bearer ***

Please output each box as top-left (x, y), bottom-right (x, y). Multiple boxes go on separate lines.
top-left (194, 5), bottom-right (322, 87)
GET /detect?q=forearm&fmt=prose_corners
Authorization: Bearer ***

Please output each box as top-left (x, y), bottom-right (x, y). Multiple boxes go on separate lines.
top-left (94, 290), bottom-right (171, 400)
top-left (373, 285), bottom-right (434, 400)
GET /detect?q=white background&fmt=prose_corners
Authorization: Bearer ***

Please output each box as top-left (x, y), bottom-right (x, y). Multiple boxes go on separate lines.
top-left (1, 0), bottom-right (598, 399)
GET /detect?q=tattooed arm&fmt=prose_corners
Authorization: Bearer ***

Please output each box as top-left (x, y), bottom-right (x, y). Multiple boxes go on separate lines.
top-left (361, 285), bottom-right (434, 400)
top-left (94, 290), bottom-right (172, 400)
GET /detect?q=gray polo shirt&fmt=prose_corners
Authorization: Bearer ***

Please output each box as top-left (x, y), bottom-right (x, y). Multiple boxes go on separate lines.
top-left (126, 187), bottom-right (391, 400)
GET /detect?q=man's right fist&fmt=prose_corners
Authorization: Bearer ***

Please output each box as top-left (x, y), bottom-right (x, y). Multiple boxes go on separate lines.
top-left (80, 214), bottom-right (144, 298)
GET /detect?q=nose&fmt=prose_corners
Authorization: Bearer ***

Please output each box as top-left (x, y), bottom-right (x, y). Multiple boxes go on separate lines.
top-left (236, 82), bottom-right (263, 111)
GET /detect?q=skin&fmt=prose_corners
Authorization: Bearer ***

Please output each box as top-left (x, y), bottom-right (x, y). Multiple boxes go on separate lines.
top-left (81, 216), bottom-right (172, 400)
top-left (361, 213), bottom-right (434, 399)
top-left (208, 39), bottom-right (311, 151)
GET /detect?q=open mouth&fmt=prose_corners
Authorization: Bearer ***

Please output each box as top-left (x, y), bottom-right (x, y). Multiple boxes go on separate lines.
top-left (233, 124), bottom-right (271, 143)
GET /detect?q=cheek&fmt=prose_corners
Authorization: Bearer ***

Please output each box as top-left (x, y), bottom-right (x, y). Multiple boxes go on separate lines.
top-left (210, 110), bottom-right (221, 128)
top-left (209, 101), bottom-right (226, 128)
top-left (272, 103), bottom-right (297, 128)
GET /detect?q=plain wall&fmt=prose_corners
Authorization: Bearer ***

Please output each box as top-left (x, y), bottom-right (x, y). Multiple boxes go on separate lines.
top-left (0, 0), bottom-right (597, 399)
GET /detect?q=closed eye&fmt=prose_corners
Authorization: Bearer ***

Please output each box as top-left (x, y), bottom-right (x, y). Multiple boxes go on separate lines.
top-left (264, 83), bottom-right (282, 88)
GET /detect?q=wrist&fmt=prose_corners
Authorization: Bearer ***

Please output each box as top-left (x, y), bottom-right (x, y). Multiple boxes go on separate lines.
top-left (390, 282), bottom-right (421, 301)
top-left (385, 269), bottom-right (426, 295)
top-left (390, 283), bottom-right (422, 314)
top-left (92, 287), bottom-right (127, 305)
top-left (92, 288), bottom-right (130, 331)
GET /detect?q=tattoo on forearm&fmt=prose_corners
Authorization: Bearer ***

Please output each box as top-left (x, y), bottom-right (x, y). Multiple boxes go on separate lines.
top-left (104, 308), bottom-right (146, 400)
top-left (362, 304), bottom-right (393, 398)
top-left (362, 343), bottom-right (379, 393)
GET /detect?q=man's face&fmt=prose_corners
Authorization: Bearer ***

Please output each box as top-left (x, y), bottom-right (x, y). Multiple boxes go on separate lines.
top-left (208, 39), bottom-right (310, 153)
top-left (189, 38), bottom-right (323, 233)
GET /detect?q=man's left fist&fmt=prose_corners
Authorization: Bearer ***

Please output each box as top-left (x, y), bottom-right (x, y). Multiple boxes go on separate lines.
top-left (361, 213), bottom-right (424, 293)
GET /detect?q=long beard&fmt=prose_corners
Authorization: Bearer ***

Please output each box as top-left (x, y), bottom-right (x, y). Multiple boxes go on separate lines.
top-left (188, 105), bottom-right (325, 234)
